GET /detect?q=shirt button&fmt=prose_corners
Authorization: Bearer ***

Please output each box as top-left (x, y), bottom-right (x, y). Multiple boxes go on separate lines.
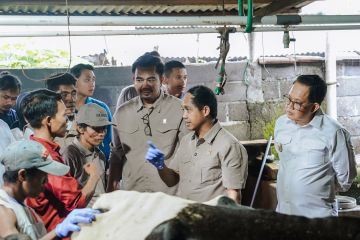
top-left (194, 153), bottom-right (197, 156)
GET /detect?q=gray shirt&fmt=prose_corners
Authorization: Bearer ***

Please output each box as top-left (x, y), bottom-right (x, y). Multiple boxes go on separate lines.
top-left (275, 109), bottom-right (357, 218)
top-left (169, 121), bottom-right (248, 202)
top-left (62, 137), bottom-right (106, 208)
top-left (110, 91), bottom-right (186, 194)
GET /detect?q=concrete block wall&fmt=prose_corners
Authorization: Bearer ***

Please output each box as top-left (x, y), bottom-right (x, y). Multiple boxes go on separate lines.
top-left (2, 58), bottom-right (359, 154)
top-left (336, 58), bottom-right (360, 154)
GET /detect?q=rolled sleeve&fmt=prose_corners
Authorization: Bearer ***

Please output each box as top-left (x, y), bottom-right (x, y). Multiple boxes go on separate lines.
top-left (222, 143), bottom-right (248, 190)
top-left (331, 129), bottom-right (357, 192)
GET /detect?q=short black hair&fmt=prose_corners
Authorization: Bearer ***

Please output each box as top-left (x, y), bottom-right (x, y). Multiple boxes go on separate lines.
top-left (0, 71), bottom-right (22, 92)
top-left (15, 92), bottom-right (30, 131)
top-left (187, 85), bottom-right (217, 119)
top-left (293, 75), bottom-right (327, 104)
top-left (22, 89), bottom-right (62, 129)
top-left (45, 72), bottom-right (77, 92)
top-left (70, 64), bottom-right (94, 78)
top-left (131, 52), bottom-right (164, 76)
top-left (3, 168), bottom-right (40, 183)
top-left (164, 60), bottom-right (186, 78)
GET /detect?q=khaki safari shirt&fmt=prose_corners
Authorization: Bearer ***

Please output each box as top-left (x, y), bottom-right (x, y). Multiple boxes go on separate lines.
top-left (62, 137), bottom-right (106, 208)
top-left (169, 121), bottom-right (248, 202)
top-left (110, 91), bottom-right (186, 194)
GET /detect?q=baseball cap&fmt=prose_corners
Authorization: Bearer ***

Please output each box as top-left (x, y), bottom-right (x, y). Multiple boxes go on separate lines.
top-left (76, 103), bottom-right (112, 127)
top-left (0, 140), bottom-right (70, 176)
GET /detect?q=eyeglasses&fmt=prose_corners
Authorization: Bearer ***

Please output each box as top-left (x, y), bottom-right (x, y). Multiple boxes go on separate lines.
top-left (141, 108), bottom-right (154, 136)
top-left (88, 126), bottom-right (107, 134)
top-left (283, 94), bottom-right (312, 111)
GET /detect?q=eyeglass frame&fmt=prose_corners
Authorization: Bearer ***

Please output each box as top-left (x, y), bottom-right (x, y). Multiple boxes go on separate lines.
top-left (283, 94), bottom-right (313, 111)
top-left (141, 108), bottom-right (154, 136)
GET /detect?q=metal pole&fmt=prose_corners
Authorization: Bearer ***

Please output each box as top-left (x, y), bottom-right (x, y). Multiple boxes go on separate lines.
top-left (1, 25), bottom-right (360, 37)
top-left (260, 15), bottom-right (360, 25)
top-left (250, 136), bottom-right (273, 208)
top-left (325, 32), bottom-right (337, 120)
top-left (0, 15), bottom-right (360, 27)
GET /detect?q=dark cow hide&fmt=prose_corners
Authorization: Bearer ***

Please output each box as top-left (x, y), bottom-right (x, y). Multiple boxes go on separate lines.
top-left (147, 197), bottom-right (360, 240)
top-left (72, 191), bottom-right (360, 240)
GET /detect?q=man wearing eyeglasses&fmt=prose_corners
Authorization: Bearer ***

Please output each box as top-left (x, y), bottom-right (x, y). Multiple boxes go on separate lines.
top-left (107, 52), bottom-right (186, 194)
top-left (275, 75), bottom-right (356, 218)
top-left (62, 103), bottom-right (110, 207)
top-left (0, 71), bottom-right (21, 130)
top-left (46, 72), bottom-right (78, 149)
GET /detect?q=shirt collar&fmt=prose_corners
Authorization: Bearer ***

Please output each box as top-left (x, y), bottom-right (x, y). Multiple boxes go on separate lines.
top-left (73, 137), bottom-right (94, 156)
top-left (191, 120), bottom-right (222, 144)
top-left (136, 90), bottom-right (164, 113)
top-left (308, 108), bottom-right (324, 129)
top-left (30, 135), bottom-right (61, 153)
top-left (84, 97), bottom-right (92, 104)
top-left (285, 108), bottom-right (324, 129)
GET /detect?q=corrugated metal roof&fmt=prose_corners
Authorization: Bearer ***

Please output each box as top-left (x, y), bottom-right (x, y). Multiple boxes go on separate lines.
top-left (0, 1), bottom-right (318, 16)
top-left (0, 4), bottom-right (239, 16)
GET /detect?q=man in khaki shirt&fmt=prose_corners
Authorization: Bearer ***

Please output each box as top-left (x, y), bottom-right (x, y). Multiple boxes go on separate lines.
top-left (107, 52), bottom-right (186, 194)
top-left (146, 85), bottom-right (248, 203)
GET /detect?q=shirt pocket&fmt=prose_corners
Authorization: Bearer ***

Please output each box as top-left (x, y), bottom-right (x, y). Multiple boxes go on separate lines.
top-left (303, 140), bottom-right (327, 167)
top-left (155, 122), bottom-right (180, 151)
top-left (275, 135), bottom-right (292, 160)
top-left (118, 122), bottom-right (139, 135)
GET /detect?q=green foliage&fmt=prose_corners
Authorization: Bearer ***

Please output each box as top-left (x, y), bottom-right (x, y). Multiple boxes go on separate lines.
top-left (0, 43), bottom-right (70, 68)
top-left (262, 108), bottom-right (284, 160)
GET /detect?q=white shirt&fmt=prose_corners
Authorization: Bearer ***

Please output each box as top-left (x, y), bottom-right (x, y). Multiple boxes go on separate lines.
top-left (0, 120), bottom-right (16, 187)
top-left (275, 109), bottom-right (357, 218)
top-left (0, 189), bottom-right (47, 240)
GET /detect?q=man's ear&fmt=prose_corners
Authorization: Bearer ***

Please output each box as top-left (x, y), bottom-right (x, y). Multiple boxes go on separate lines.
top-left (311, 103), bottom-right (320, 113)
top-left (77, 126), bottom-right (85, 134)
top-left (41, 116), bottom-right (52, 127)
top-left (18, 169), bottom-right (27, 182)
top-left (202, 105), bottom-right (211, 118)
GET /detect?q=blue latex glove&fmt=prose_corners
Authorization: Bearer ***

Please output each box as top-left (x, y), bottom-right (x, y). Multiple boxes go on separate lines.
top-left (145, 141), bottom-right (165, 170)
top-left (55, 208), bottom-right (100, 238)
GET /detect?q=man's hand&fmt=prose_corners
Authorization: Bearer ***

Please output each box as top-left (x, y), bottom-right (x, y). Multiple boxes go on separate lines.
top-left (55, 208), bottom-right (100, 238)
top-left (84, 162), bottom-right (101, 179)
top-left (145, 141), bottom-right (165, 170)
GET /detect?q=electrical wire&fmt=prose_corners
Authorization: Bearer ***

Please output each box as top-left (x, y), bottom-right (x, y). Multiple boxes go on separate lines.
top-left (291, 31), bottom-right (299, 76)
top-left (21, 0), bottom-right (73, 82)
top-left (261, 31), bottom-right (272, 77)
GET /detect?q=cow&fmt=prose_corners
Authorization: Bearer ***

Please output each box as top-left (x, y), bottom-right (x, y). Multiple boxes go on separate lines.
top-left (72, 190), bottom-right (360, 240)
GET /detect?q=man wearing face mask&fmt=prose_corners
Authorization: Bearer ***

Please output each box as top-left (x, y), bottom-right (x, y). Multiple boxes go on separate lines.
top-left (46, 72), bottom-right (78, 150)
top-left (274, 75), bottom-right (356, 218)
